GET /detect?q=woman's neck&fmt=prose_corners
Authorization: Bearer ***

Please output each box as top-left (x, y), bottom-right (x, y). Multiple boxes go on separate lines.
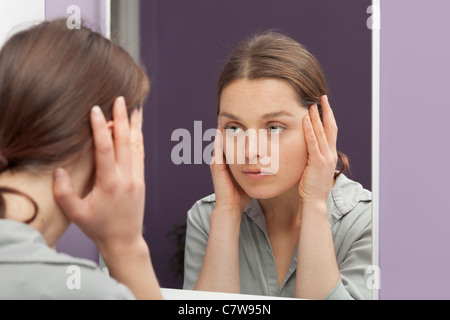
top-left (258, 184), bottom-right (302, 229)
top-left (0, 169), bottom-right (70, 247)
top-left (259, 177), bottom-right (337, 229)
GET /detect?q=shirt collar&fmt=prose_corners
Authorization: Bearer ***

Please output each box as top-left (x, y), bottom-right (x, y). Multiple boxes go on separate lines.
top-left (0, 219), bottom-right (96, 268)
top-left (244, 198), bottom-right (269, 234)
top-left (0, 219), bottom-right (46, 248)
top-left (329, 173), bottom-right (371, 226)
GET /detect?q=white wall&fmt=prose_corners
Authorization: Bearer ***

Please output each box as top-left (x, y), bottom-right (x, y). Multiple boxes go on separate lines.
top-left (0, 0), bottom-right (45, 47)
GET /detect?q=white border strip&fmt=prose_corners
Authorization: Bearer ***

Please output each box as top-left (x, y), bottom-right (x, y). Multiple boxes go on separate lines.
top-left (371, 0), bottom-right (381, 300)
top-left (101, 0), bottom-right (111, 39)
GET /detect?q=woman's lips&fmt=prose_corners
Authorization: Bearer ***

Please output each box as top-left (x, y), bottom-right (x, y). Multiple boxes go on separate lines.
top-left (243, 170), bottom-right (274, 180)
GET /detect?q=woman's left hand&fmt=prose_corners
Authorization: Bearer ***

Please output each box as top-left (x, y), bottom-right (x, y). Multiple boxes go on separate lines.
top-left (298, 95), bottom-right (339, 205)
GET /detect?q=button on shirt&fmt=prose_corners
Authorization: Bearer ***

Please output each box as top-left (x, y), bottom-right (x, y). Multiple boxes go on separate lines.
top-left (0, 219), bottom-right (135, 300)
top-left (183, 173), bottom-right (373, 300)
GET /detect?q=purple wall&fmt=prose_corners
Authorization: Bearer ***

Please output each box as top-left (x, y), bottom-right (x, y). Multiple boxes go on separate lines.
top-left (45, 0), bottom-right (101, 32)
top-left (379, 0), bottom-right (450, 299)
top-left (140, 0), bottom-right (372, 289)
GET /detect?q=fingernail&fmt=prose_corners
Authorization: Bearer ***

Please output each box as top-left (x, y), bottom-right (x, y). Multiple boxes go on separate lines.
top-left (305, 116), bottom-right (311, 124)
top-left (324, 95), bottom-right (329, 102)
top-left (118, 96), bottom-right (126, 107)
top-left (92, 106), bottom-right (102, 117)
top-left (54, 168), bottom-right (64, 181)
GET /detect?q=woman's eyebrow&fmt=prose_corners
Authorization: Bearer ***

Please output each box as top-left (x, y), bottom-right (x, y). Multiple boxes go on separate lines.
top-left (261, 111), bottom-right (295, 120)
top-left (219, 112), bottom-right (240, 120)
top-left (220, 111), bottom-right (295, 121)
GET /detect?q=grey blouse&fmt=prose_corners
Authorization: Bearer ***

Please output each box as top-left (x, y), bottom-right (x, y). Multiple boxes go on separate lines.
top-left (183, 173), bottom-right (373, 300)
top-left (0, 219), bottom-right (135, 300)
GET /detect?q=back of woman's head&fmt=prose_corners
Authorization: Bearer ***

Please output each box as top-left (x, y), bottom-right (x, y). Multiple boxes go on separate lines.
top-left (0, 18), bottom-right (149, 172)
top-left (0, 18), bottom-right (150, 220)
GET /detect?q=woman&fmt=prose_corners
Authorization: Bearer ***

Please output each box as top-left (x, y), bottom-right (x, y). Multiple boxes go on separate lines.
top-left (183, 31), bottom-right (372, 300)
top-left (0, 19), bottom-right (161, 300)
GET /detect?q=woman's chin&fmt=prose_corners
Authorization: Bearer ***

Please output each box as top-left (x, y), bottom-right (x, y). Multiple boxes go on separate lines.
top-left (242, 185), bottom-right (284, 200)
top-left (232, 170), bottom-right (303, 201)
top-left (238, 177), bottom-right (301, 200)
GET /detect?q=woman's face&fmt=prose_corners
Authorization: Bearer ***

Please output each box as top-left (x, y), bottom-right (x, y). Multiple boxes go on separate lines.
top-left (219, 78), bottom-right (309, 199)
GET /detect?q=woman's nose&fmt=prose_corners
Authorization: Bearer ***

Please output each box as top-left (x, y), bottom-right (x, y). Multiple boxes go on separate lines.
top-left (245, 129), bottom-right (268, 164)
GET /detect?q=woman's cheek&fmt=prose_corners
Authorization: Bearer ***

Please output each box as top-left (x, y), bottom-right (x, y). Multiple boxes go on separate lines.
top-left (223, 135), bottom-right (243, 165)
top-left (223, 138), bottom-right (234, 165)
top-left (278, 137), bottom-right (308, 182)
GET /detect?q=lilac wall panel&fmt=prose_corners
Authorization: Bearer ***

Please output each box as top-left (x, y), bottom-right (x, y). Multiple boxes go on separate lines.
top-left (45, 0), bottom-right (101, 32)
top-left (379, 0), bottom-right (450, 299)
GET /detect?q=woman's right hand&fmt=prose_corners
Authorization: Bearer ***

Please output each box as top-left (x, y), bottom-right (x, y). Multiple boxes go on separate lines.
top-left (210, 125), bottom-right (252, 216)
top-left (195, 124), bottom-right (250, 293)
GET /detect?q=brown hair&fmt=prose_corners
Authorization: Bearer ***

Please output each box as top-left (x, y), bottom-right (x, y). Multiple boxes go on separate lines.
top-left (217, 30), bottom-right (349, 178)
top-left (0, 19), bottom-right (150, 222)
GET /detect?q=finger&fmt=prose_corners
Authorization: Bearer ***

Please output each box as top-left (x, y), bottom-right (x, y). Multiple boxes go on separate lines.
top-left (309, 104), bottom-right (328, 154)
top-left (91, 106), bottom-right (116, 182)
top-left (53, 168), bottom-right (86, 222)
top-left (113, 97), bottom-right (132, 170)
top-left (211, 125), bottom-right (225, 166)
top-left (130, 108), bottom-right (145, 181)
top-left (320, 95), bottom-right (338, 154)
top-left (303, 115), bottom-right (321, 160)
top-left (210, 127), bottom-right (235, 192)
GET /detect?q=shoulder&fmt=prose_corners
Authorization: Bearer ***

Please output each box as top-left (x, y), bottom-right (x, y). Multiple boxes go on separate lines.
top-left (185, 194), bottom-right (216, 233)
top-left (14, 259), bottom-right (134, 300)
top-left (0, 261), bottom-right (135, 300)
top-left (195, 193), bottom-right (216, 205)
top-left (56, 262), bottom-right (136, 300)
top-left (329, 174), bottom-right (372, 229)
top-left (328, 175), bottom-right (372, 268)
top-left (187, 193), bottom-right (216, 219)
top-left (0, 220), bottom-right (135, 300)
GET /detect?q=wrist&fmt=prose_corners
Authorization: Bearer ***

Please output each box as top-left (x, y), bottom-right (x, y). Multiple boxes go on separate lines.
top-left (301, 200), bottom-right (328, 219)
top-left (210, 207), bottom-right (243, 235)
top-left (212, 205), bottom-right (243, 221)
top-left (98, 236), bottom-right (150, 264)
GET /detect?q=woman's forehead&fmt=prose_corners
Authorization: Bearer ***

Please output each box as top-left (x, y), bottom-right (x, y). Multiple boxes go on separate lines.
top-left (220, 78), bottom-right (305, 120)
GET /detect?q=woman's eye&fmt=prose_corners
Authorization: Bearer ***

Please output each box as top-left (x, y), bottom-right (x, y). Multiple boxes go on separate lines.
top-left (268, 126), bottom-right (285, 134)
top-left (226, 126), bottom-right (244, 134)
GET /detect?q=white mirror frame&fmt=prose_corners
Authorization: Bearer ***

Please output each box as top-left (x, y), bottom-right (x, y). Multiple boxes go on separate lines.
top-left (371, 0), bottom-right (381, 301)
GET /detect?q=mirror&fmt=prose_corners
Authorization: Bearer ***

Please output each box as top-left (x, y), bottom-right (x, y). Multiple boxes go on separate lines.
top-left (117, 0), bottom-right (377, 299)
